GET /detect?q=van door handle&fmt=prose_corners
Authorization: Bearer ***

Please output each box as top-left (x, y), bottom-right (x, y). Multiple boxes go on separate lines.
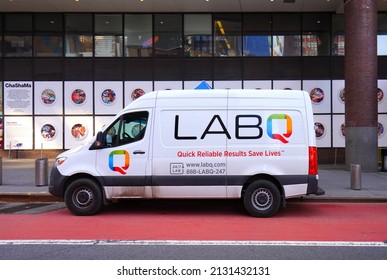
top-left (133, 150), bottom-right (145, 155)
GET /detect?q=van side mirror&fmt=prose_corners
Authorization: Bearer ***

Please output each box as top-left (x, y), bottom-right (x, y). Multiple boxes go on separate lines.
top-left (90, 131), bottom-right (103, 150)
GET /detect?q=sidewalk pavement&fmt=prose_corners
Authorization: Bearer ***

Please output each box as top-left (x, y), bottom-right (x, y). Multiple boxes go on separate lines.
top-left (0, 158), bottom-right (387, 203)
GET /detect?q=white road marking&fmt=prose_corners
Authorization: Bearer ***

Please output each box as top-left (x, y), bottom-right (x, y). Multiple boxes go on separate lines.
top-left (0, 239), bottom-right (386, 247)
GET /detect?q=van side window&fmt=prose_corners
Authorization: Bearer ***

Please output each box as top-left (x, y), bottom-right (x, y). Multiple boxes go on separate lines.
top-left (104, 111), bottom-right (149, 148)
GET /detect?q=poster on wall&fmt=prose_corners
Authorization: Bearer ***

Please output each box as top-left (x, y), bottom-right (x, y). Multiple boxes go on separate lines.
top-left (64, 116), bottom-right (94, 149)
top-left (332, 80), bottom-right (345, 113)
top-left (313, 115), bottom-right (332, 148)
top-left (0, 82), bottom-right (3, 149)
top-left (332, 114), bottom-right (345, 148)
top-left (124, 81), bottom-right (153, 107)
top-left (378, 114), bottom-right (387, 147)
top-left (64, 81), bottom-right (93, 115)
top-left (214, 81), bottom-right (242, 89)
top-left (3, 81), bottom-right (33, 115)
top-left (34, 116), bottom-right (63, 150)
top-left (4, 116), bottom-right (33, 150)
top-left (94, 81), bottom-right (123, 115)
top-left (303, 80), bottom-right (331, 114)
top-left (95, 116), bottom-right (115, 133)
top-left (378, 80), bottom-right (387, 113)
top-left (34, 81), bottom-right (63, 115)
top-left (243, 80), bottom-right (271, 90)
top-left (273, 80), bottom-right (301, 90)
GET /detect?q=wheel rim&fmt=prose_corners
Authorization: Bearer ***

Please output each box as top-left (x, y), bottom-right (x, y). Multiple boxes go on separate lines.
top-left (72, 187), bottom-right (94, 209)
top-left (251, 188), bottom-right (273, 210)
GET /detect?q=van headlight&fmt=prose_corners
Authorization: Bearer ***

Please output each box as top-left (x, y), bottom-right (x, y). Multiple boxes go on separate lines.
top-left (55, 157), bottom-right (67, 167)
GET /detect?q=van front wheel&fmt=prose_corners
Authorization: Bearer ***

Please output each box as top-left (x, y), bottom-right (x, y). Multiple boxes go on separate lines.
top-left (243, 180), bottom-right (281, 218)
top-left (64, 178), bottom-right (103, 216)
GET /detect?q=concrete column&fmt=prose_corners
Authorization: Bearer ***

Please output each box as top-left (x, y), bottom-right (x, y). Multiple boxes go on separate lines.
top-left (344, 0), bottom-right (378, 172)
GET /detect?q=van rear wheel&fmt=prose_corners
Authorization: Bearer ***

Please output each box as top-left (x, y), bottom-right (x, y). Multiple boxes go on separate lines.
top-left (64, 178), bottom-right (103, 216)
top-left (243, 180), bottom-right (281, 218)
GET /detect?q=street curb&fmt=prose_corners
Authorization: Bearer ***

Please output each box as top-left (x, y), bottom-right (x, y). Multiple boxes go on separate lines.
top-left (0, 193), bottom-right (63, 203)
top-left (292, 196), bottom-right (387, 203)
top-left (1, 193), bottom-right (387, 204)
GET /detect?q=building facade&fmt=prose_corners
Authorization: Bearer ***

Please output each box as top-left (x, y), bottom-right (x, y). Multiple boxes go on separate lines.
top-left (1, 10), bottom-right (387, 163)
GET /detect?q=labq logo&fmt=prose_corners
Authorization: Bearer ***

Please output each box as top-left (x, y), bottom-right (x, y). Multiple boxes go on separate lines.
top-left (267, 114), bottom-right (292, 144)
top-left (109, 150), bottom-right (130, 174)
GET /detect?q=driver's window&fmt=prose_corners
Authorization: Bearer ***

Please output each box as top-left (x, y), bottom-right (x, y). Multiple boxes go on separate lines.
top-left (105, 111), bottom-right (148, 148)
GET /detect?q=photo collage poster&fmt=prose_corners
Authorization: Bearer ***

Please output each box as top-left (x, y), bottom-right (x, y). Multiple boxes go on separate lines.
top-left (2, 80), bottom-right (387, 150)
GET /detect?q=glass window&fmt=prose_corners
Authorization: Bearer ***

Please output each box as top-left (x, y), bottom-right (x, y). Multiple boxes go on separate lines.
top-left (104, 111), bottom-right (149, 148)
top-left (95, 14), bottom-right (123, 57)
top-left (243, 13), bottom-right (271, 57)
top-left (0, 15), bottom-right (2, 57)
top-left (4, 36), bottom-right (33, 57)
top-left (214, 14), bottom-right (242, 57)
top-left (34, 35), bottom-right (63, 57)
top-left (302, 13), bottom-right (330, 56)
top-left (124, 14), bottom-right (152, 57)
top-left (34, 14), bottom-right (63, 57)
top-left (5, 14), bottom-right (33, 32)
top-left (35, 14), bottom-right (63, 32)
top-left (378, 14), bottom-right (387, 55)
top-left (65, 35), bottom-right (93, 57)
top-left (66, 14), bottom-right (93, 33)
top-left (65, 14), bottom-right (93, 57)
top-left (332, 15), bottom-right (345, 56)
top-left (154, 14), bottom-right (183, 57)
top-left (4, 14), bottom-right (33, 57)
top-left (184, 14), bottom-right (212, 57)
top-left (272, 13), bottom-right (301, 56)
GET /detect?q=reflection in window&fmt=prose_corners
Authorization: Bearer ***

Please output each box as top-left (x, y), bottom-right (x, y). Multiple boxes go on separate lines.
top-left (4, 36), bottom-right (33, 57)
top-left (184, 14), bottom-right (212, 57)
top-left (302, 14), bottom-right (330, 56)
top-left (214, 14), bottom-right (242, 57)
top-left (95, 14), bottom-right (123, 57)
top-left (34, 35), bottom-right (63, 57)
top-left (65, 35), bottom-right (93, 57)
top-left (332, 15), bottom-right (345, 56)
top-left (272, 35), bottom-right (301, 56)
top-left (332, 35), bottom-right (345, 56)
top-left (95, 35), bottom-right (123, 57)
top-left (124, 14), bottom-right (152, 57)
top-left (243, 13), bottom-right (271, 57)
top-left (154, 14), bottom-right (182, 57)
top-left (302, 33), bottom-right (330, 56)
top-left (105, 111), bottom-right (148, 148)
top-left (243, 36), bottom-right (271, 56)
top-left (65, 14), bottom-right (93, 57)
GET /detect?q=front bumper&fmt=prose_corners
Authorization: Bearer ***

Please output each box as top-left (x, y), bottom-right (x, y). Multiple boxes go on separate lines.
top-left (48, 165), bottom-right (68, 198)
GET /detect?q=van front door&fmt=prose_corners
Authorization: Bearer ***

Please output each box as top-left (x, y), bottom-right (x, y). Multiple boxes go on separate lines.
top-left (95, 110), bottom-right (151, 199)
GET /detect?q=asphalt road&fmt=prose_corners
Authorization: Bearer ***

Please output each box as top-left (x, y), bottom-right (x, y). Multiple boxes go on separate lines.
top-left (1, 200), bottom-right (386, 260)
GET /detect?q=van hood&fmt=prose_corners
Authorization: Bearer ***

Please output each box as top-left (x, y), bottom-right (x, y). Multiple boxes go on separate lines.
top-left (56, 144), bottom-right (84, 158)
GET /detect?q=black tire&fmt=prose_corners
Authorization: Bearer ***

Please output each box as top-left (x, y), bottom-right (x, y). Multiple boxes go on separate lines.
top-left (64, 178), bottom-right (103, 216)
top-left (243, 179), bottom-right (281, 218)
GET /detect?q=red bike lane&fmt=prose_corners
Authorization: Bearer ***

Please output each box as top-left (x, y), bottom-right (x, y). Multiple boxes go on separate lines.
top-left (0, 201), bottom-right (386, 242)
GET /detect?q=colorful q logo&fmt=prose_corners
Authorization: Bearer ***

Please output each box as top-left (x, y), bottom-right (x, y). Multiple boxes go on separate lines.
top-left (267, 114), bottom-right (292, 144)
top-left (109, 150), bottom-right (130, 175)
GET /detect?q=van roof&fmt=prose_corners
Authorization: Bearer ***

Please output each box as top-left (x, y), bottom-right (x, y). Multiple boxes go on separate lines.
top-left (154, 89), bottom-right (306, 99)
top-left (124, 89), bottom-right (309, 111)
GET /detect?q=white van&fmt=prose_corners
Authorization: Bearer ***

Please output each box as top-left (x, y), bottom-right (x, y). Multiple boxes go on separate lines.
top-left (49, 89), bottom-right (324, 217)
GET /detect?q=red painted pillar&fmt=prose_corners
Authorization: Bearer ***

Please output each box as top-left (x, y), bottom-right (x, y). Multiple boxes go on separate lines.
top-left (344, 0), bottom-right (378, 172)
